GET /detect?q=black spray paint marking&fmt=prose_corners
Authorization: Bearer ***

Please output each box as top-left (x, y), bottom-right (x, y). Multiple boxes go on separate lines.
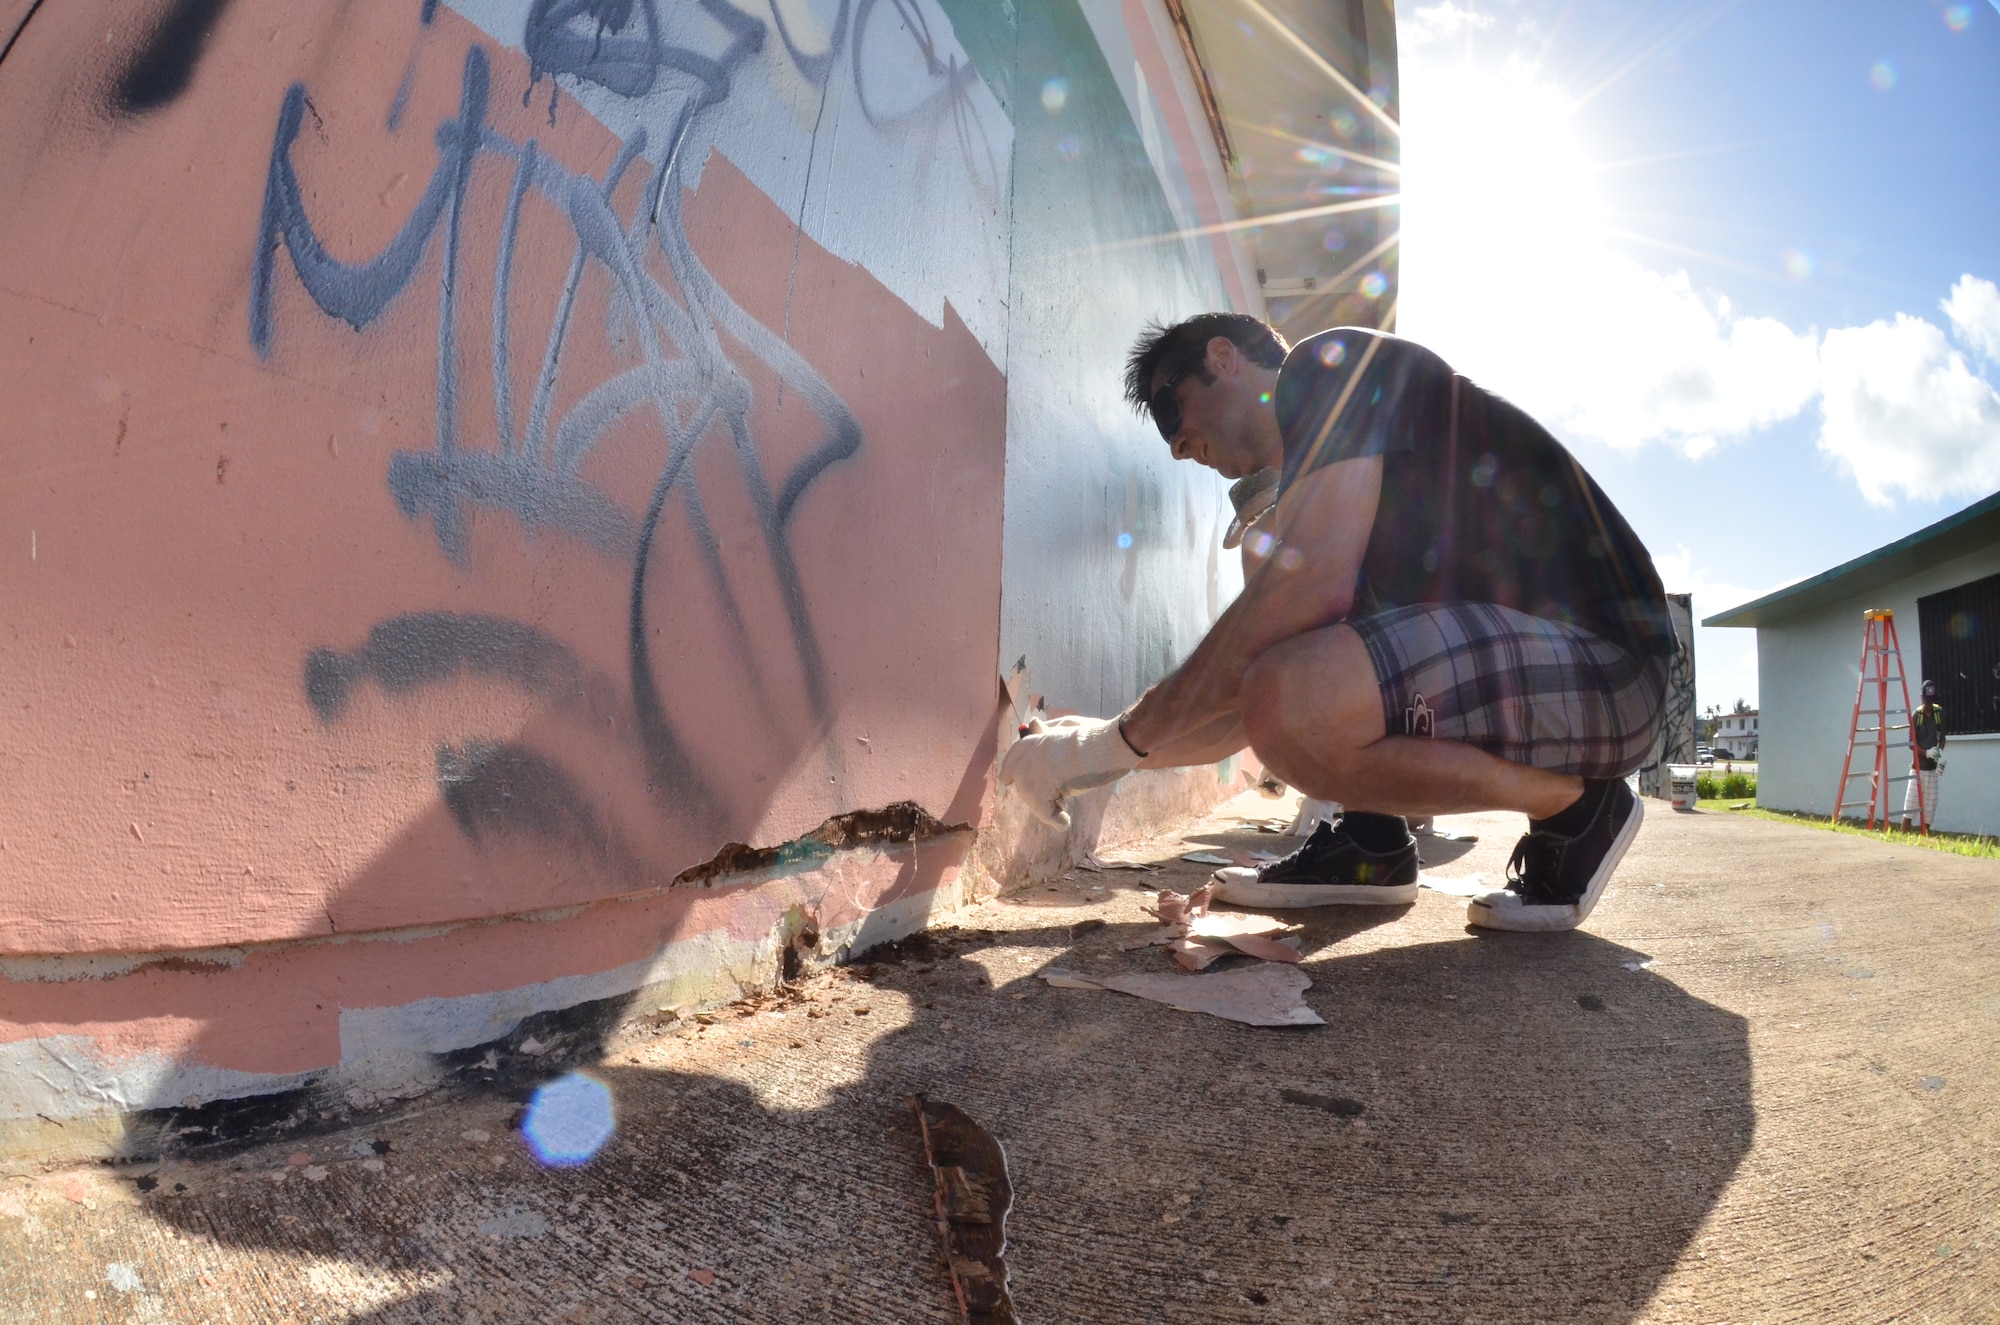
top-left (304, 612), bottom-right (593, 722)
top-left (0, 0), bottom-right (49, 74)
top-left (307, 612), bottom-right (723, 826)
top-left (436, 740), bottom-right (643, 874)
top-left (114, 0), bottom-right (236, 116)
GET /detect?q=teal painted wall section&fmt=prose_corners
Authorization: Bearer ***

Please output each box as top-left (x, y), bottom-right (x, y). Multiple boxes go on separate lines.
top-left (933, 0), bottom-right (1018, 116)
top-left (972, 0), bottom-right (1254, 714)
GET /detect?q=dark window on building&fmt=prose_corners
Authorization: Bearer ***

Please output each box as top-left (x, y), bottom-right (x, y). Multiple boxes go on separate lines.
top-left (1918, 570), bottom-right (2000, 735)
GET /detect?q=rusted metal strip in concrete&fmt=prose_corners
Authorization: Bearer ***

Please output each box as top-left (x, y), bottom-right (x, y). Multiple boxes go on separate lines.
top-left (671, 801), bottom-right (967, 887)
top-left (1158, 0), bottom-right (1235, 169)
top-left (909, 1094), bottom-right (1018, 1325)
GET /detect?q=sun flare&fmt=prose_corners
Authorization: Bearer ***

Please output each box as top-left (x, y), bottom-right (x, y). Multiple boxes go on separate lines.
top-left (1399, 62), bottom-right (1606, 358)
top-left (1395, 45), bottom-right (1820, 463)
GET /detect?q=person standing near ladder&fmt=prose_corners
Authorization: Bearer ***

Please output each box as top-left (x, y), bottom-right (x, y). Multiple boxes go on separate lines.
top-left (1000, 315), bottom-right (1679, 933)
top-left (1902, 679), bottom-right (1946, 832)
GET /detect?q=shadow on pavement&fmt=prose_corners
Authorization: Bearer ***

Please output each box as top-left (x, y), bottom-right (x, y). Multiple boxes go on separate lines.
top-left (126, 915), bottom-right (1750, 1323)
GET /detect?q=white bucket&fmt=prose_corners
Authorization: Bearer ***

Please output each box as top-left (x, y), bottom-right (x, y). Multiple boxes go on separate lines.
top-left (1668, 764), bottom-right (1699, 812)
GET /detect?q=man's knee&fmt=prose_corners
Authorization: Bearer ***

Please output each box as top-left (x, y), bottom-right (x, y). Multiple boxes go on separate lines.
top-left (1239, 628), bottom-right (1380, 786)
top-left (1238, 636), bottom-right (1310, 756)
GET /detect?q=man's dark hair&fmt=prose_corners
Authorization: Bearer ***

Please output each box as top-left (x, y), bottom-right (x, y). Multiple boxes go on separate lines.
top-left (1123, 313), bottom-right (1290, 415)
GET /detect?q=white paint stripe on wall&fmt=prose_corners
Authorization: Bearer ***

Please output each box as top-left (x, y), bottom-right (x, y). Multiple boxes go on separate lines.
top-left (0, 1036), bottom-right (320, 1125)
top-left (446, 0), bottom-right (1015, 367)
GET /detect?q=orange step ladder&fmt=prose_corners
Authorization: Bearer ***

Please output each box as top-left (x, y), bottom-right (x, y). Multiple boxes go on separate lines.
top-left (1833, 609), bottom-right (1926, 830)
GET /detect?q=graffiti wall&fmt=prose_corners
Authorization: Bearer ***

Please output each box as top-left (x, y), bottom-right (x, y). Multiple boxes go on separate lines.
top-left (1637, 593), bottom-right (1697, 799)
top-left (996, 0), bottom-right (1255, 716)
top-left (0, 0), bottom-right (1257, 1149)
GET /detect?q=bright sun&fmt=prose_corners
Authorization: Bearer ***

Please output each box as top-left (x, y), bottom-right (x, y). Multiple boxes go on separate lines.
top-left (1398, 61), bottom-right (1607, 367)
top-left (1393, 46), bottom-right (1822, 465)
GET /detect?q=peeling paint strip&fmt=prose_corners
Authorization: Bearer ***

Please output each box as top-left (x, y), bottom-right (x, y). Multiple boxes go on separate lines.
top-left (2, 827), bottom-right (973, 979)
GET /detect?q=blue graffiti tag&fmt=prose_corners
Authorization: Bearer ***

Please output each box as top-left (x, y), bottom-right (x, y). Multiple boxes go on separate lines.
top-left (263, 1), bottom-right (998, 832)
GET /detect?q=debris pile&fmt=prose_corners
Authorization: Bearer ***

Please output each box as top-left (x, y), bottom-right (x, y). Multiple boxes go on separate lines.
top-left (1119, 882), bottom-right (1304, 970)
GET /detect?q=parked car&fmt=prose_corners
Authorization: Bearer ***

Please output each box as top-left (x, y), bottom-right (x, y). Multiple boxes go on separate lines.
top-left (1696, 747), bottom-right (1716, 765)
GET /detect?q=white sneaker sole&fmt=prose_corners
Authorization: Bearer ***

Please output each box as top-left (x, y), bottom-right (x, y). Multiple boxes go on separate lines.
top-left (1211, 866), bottom-right (1419, 909)
top-left (1467, 794), bottom-right (1644, 933)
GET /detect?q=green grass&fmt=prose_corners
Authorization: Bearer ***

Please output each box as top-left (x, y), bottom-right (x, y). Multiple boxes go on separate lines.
top-left (1692, 801), bottom-right (2000, 859)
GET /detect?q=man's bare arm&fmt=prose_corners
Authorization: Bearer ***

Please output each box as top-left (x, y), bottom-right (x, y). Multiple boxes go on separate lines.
top-left (1135, 711), bottom-right (1247, 769)
top-left (1119, 455), bottom-right (1382, 760)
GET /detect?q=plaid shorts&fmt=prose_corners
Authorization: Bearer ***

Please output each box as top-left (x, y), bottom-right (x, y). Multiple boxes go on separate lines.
top-left (1351, 602), bottom-right (1670, 779)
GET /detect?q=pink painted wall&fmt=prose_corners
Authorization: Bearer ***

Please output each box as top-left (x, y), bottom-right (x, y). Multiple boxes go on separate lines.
top-left (0, 0), bottom-right (1261, 1137)
top-left (0, 1), bottom-right (1003, 956)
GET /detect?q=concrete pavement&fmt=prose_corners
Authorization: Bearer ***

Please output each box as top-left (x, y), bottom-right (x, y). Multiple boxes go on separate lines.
top-left (3, 793), bottom-right (1996, 1323)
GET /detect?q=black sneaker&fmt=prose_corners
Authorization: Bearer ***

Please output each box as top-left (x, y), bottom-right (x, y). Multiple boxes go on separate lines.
top-left (1210, 818), bottom-right (1419, 908)
top-left (1468, 779), bottom-right (1643, 932)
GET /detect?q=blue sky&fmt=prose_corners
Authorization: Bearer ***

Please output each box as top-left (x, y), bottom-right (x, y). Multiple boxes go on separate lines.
top-left (1391, 0), bottom-right (2000, 712)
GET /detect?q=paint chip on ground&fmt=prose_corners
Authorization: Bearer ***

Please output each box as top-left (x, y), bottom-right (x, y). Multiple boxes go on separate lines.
top-left (1041, 964), bottom-right (1324, 1027)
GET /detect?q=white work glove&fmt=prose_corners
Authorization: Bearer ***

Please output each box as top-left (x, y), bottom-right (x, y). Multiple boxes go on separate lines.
top-left (998, 715), bottom-right (1144, 830)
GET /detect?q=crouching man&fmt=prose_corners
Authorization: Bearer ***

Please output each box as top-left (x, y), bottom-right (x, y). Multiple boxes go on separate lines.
top-left (1000, 316), bottom-right (1679, 932)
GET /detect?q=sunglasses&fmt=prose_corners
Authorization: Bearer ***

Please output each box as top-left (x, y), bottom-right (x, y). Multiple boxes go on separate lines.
top-left (1148, 365), bottom-right (1198, 442)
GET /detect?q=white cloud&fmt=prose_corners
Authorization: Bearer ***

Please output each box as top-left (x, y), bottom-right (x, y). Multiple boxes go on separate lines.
top-left (1400, 2), bottom-right (1496, 48)
top-left (1398, 34), bottom-right (2000, 502)
top-left (1816, 313), bottom-right (2000, 505)
top-left (1503, 258), bottom-right (1819, 457)
top-left (1943, 274), bottom-right (2000, 364)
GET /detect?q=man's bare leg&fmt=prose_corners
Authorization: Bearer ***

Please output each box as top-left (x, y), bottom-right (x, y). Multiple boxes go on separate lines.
top-left (1237, 624), bottom-right (1586, 821)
